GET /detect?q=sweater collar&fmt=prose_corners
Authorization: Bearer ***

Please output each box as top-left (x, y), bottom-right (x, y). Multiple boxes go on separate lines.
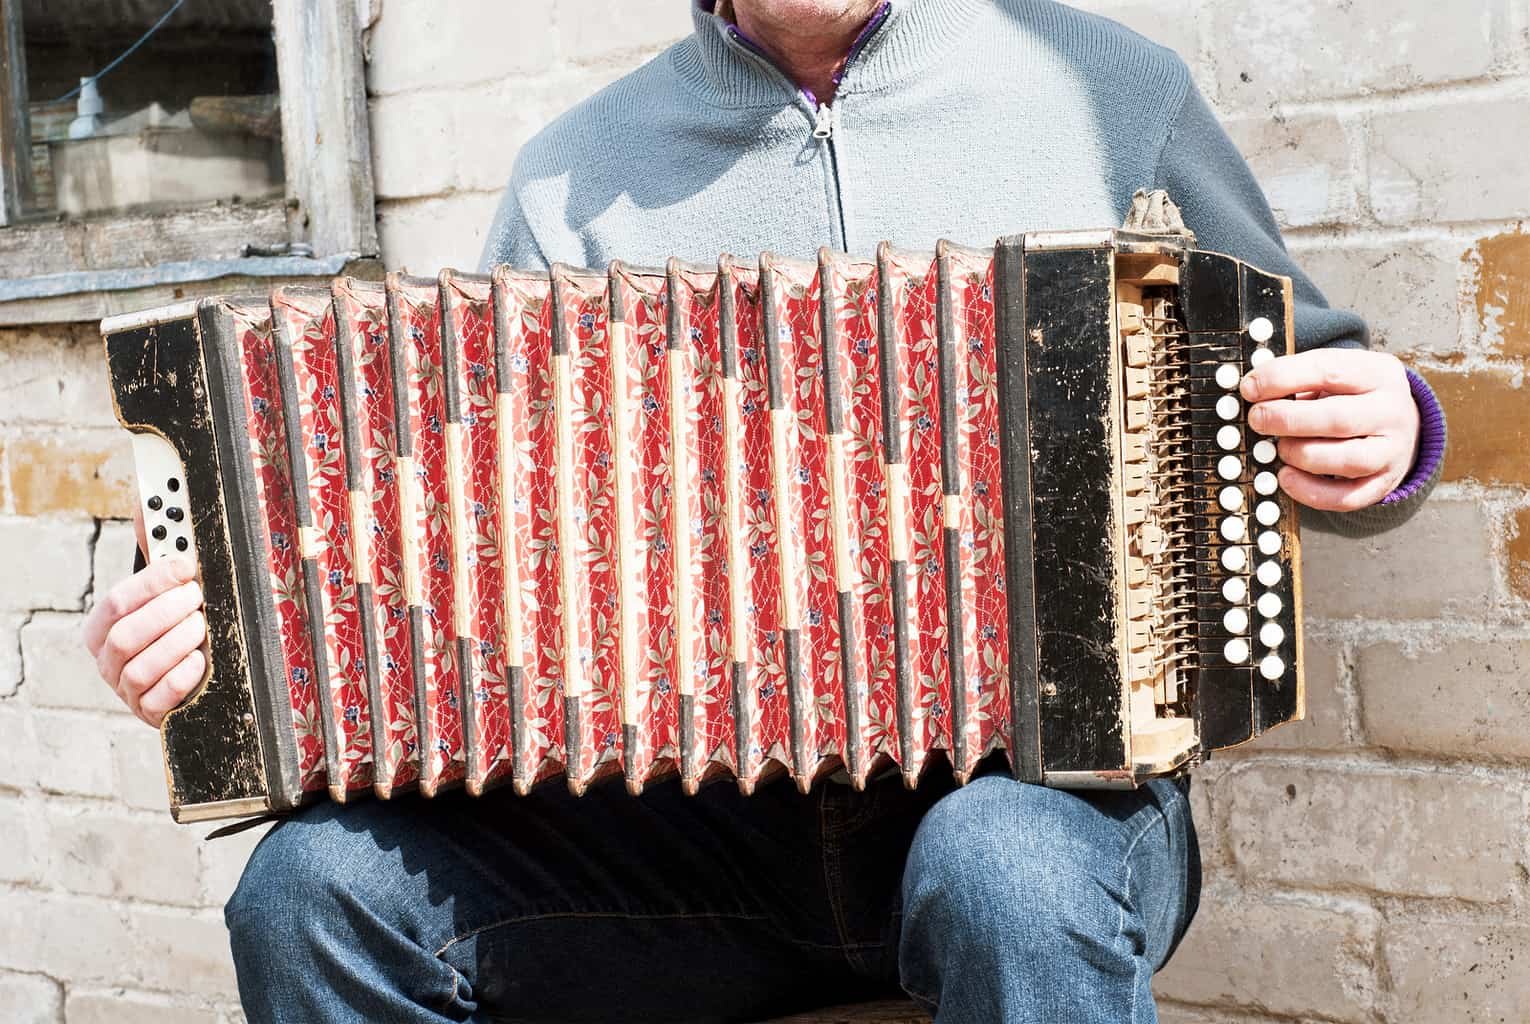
top-left (676, 0), bottom-right (984, 107)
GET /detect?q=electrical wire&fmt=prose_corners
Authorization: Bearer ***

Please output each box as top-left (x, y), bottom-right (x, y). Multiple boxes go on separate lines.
top-left (52, 0), bottom-right (187, 104)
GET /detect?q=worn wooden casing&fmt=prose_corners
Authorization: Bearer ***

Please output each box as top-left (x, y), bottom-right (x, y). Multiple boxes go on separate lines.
top-left (102, 301), bottom-right (301, 822)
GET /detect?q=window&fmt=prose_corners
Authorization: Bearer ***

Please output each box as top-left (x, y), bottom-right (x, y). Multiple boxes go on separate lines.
top-left (0, 0), bottom-right (377, 324)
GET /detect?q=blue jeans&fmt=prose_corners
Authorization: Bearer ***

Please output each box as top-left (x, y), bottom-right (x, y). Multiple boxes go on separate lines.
top-left (226, 761), bottom-right (1198, 1023)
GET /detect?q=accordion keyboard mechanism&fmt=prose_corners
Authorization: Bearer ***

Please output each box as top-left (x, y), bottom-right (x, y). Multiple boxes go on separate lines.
top-left (102, 224), bottom-right (1306, 822)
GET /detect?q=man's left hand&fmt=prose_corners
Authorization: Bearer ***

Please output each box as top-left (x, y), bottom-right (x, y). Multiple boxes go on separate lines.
top-left (1239, 348), bottom-right (1420, 513)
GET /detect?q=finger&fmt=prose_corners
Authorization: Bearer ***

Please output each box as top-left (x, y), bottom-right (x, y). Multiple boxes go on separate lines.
top-left (1248, 393), bottom-right (1389, 439)
top-left (1240, 348), bottom-right (1387, 402)
top-left (139, 649), bottom-right (209, 727)
top-left (83, 554), bottom-right (197, 656)
top-left (1278, 466), bottom-right (1396, 513)
top-left (117, 610), bottom-right (207, 718)
top-left (133, 505), bottom-right (147, 562)
top-left (97, 581), bottom-right (204, 694)
top-left (1278, 436), bottom-right (1396, 479)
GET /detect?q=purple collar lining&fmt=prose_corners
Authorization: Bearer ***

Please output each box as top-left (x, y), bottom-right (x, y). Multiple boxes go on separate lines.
top-left (716, 1), bottom-right (893, 106)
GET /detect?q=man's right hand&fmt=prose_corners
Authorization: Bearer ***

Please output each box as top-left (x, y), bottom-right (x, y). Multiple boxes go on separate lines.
top-left (83, 544), bottom-right (207, 729)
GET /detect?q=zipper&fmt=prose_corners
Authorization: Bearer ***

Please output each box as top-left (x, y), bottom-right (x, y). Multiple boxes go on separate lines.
top-left (812, 102), bottom-right (838, 140)
top-left (721, 4), bottom-right (889, 249)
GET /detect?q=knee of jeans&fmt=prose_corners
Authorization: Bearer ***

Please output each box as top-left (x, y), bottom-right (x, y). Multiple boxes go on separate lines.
top-left (901, 777), bottom-right (1125, 945)
top-left (225, 809), bottom-right (372, 962)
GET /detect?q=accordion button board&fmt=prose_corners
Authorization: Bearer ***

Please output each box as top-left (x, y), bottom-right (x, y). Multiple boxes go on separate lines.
top-left (102, 230), bottom-right (1305, 822)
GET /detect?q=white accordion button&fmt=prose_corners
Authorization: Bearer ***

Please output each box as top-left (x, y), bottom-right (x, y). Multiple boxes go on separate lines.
top-left (1259, 654), bottom-right (1285, 681)
top-left (1217, 425), bottom-right (1242, 450)
top-left (1256, 500), bottom-right (1281, 527)
top-left (1250, 346), bottom-right (1275, 368)
top-left (1255, 471), bottom-right (1279, 496)
top-left (1258, 530), bottom-right (1283, 556)
top-left (1257, 560), bottom-right (1282, 587)
top-left (1216, 364), bottom-right (1241, 390)
top-left (1218, 455), bottom-right (1243, 481)
top-left (1223, 608), bottom-right (1250, 634)
top-left (1219, 486), bottom-right (1245, 512)
top-left (1223, 577), bottom-right (1248, 603)
top-left (1220, 515), bottom-right (1247, 542)
top-left (1253, 439), bottom-right (1278, 464)
top-left (1249, 317), bottom-right (1275, 344)
top-left (1225, 638), bottom-right (1251, 664)
top-left (1260, 622), bottom-right (1286, 648)
top-left (1216, 394), bottom-right (1241, 421)
top-left (1257, 592), bottom-right (1282, 617)
top-left (1222, 546), bottom-right (1248, 572)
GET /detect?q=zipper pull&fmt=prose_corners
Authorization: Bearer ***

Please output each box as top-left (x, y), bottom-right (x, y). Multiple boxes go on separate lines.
top-left (812, 102), bottom-right (837, 140)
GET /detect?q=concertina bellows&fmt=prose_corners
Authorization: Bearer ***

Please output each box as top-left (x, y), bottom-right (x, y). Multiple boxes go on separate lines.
top-left (102, 217), bottom-right (1304, 824)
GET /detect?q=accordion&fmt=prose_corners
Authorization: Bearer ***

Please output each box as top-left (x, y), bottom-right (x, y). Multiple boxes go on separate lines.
top-left (102, 226), bottom-right (1304, 823)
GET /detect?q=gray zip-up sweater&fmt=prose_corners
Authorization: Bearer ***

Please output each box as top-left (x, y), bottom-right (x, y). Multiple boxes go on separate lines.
top-left (483, 0), bottom-right (1445, 536)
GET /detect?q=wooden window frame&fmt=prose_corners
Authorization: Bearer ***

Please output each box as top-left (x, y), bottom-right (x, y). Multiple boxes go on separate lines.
top-left (0, 0), bottom-right (377, 325)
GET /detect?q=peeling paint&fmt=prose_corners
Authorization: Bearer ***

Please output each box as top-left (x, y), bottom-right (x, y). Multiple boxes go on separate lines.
top-left (1468, 230), bottom-right (1530, 359)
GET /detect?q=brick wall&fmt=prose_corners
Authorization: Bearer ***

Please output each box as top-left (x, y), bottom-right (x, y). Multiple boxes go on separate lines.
top-left (0, 1), bottom-right (1524, 1020)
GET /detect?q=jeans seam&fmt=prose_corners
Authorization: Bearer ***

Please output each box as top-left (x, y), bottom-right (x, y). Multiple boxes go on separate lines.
top-left (1118, 783), bottom-right (1180, 1023)
top-left (819, 793), bottom-right (864, 971)
top-left (433, 910), bottom-right (771, 958)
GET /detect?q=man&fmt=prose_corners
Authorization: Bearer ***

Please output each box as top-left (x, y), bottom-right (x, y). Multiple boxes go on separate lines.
top-left (84, 1), bottom-right (1445, 1021)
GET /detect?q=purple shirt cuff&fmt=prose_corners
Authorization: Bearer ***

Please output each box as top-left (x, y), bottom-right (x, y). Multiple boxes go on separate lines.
top-left (1380, 368), bottom-right (1445, 506)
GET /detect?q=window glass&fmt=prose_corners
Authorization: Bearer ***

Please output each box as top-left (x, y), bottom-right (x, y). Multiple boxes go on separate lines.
top-left (19, 0), bottom-right (282, 221)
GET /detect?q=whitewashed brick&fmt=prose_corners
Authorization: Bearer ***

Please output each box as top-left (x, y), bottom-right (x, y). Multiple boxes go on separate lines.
top-left (1370, 96), bottom-right (1530, 225)
top-left (1290, 235), bottom-right (1467, 358)
top-left (90, 520), bottom-right (141, 613)
top-left (451, 67), bottom-right (637, 195)
top-left (558, 0), bottom-right (695, 62)
top-left (377, 193), bottom-right (506, 274)
top-left (1154, 884), bottom-right (1377, 1022)
top-left (368, 91), bottom-right (459, 200)
top-left (1358, 639), bottom-right (1530, 758)
top-left (31, 709), bottom-right (115, 798)
top-left (23, 612), bottom-right (123, 714)
top-left (0, 892), bottom-right (236, 998)
top-left (0, 892), bottom-right (134, 986)
top-left (0, 707), bottom-right (37, 792)
top-left (0, 324), bottom-right (120, 429)
top-left (127, 907), bottom-right (240, 998)
top-left (65, 992), bottom-right (219, 1024)
top-left (45, 808), bottom-right (203, 906)
top-left (1383, 921), bottom-right (1530, 1023)
top-left (1302, 501), bottom-right (1496, 620)
top-left (1221, 763), bottom-right (1525, 901)
top-left (0, 796), bottom-right (43, 884)
top-left (0, 517), bottom-right (92, 613)
top-left (1251, 636), bottom-right (1348, 751)
top-left (199, 826), bottom-right (271, 909)
top-left (1208, 0), bottom-right (1507, 110)
top-left (0, 971), bottom-right (62, 1024)
top-left (366, 0), bottom-right (561, 95)
top-left (1225, 113), bottom-right (1360, 228)
top-left (0, 611), bottom-right (24, 697)
top-left (112, 720), bottom-right (171, 813)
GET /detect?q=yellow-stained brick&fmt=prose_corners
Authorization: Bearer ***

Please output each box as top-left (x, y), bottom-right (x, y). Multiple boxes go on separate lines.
top-left (1471, 231), bottom-right (1530, 360)
top-left (1427, 369), bottom-right (1530, 486)
top-left (1509, 506), bottom-right (1530, 604)
top-left (4, 432), bottom-right (135, 518)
